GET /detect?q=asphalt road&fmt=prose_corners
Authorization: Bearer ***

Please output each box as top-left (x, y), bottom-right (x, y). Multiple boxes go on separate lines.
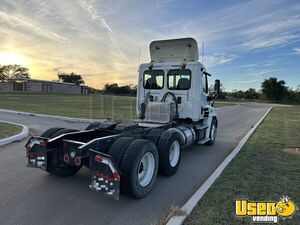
top-left (0, 103), bottom-right (271, 225)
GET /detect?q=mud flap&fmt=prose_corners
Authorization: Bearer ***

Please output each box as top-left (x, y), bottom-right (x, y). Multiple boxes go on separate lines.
top-left (25, 137), bottom-right (48, 170)
top-left (89, 150), bottom-right (120, 200)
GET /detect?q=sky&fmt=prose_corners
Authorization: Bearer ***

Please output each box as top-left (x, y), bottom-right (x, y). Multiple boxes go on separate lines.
top-left (0, 0), bottom-right (299, 91)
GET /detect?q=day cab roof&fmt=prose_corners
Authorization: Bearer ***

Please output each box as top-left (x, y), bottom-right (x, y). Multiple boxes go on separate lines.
top-left (149, 37), bottom-right (199, 63)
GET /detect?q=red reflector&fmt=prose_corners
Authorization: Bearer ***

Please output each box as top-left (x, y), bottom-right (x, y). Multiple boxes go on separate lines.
top-left (74, 156), bottom-right (81, 166)
top-left (63, 154), bottom-right (70, 163)
top-left (113, 172), bottom-right (120, 182)
top-left (40, 139), bottom-right (46, 146)
top-left (95, 155), bottom-right (102, 162)
top-left (25, 146), bottom-right (31, 152)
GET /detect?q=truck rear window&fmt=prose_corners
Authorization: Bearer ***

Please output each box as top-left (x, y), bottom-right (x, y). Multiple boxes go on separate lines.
top-left (143, 70), bottom-right (164, 89)
top-left (167, 69), bottom-right (191, 90)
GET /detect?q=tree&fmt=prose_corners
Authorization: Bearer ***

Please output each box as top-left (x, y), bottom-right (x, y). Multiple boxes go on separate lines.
top-left (244, 88), bottom-right (259, 99)
top-left (118, 85), bottom-right (131, 94)
top-left (261, 77), bottom-right (288, 100)
top-left (0, 64), bottom-right (30, 81)
top-left (231, 90), bottom-right (245, 99)
top-left (58, 72), bottom-right (85, 85)
top-left (103, 83), bottom-right (119, 93)
top-left (130, 85), bottom-right (137, 96)
top-left (103, 83), bottom-right (137, 96)
top-left (209, 82), bottom-right (226, 99)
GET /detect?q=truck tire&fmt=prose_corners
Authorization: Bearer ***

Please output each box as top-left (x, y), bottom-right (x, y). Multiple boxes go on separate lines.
top-left (120, 139), bottom-right (158, 198)
top-left (205, 119), bottom-right (217, 145)
top-left (146, 128), bottom-right (164, 145)
top-left (47, 128), bottom-right (82, 177)
top-left (85, 122), bottom-right (102, 130)
top-left (157, 130), bottom-right (182, 176)
top-left (108, 137), bottom-right (134, 167)
top-left (41, 127), bottom-right (64, 138)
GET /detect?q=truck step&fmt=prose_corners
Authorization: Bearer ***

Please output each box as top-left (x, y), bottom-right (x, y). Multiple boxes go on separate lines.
top-left (195, 125), bottom-right (208, 130)
top-left (197, 138), bottom-right (210, 144)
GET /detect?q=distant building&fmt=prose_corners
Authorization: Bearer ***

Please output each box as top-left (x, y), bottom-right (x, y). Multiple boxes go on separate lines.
top-left (0, 78), bottom-right (89, 94)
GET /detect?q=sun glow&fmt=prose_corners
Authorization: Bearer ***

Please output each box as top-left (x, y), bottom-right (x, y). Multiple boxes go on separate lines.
top-left (0, 51), bottom-right (27, 66)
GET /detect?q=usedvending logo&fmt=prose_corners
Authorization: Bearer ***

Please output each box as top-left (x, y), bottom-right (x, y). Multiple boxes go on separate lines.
top-left (235, 196), bottom-right (298, 223)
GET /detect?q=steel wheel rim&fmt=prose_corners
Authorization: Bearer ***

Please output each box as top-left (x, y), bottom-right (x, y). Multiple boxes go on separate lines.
top-left (138, 152), bottom-right (155, 187)
top-left (169, 140), bottom-right (180, 167)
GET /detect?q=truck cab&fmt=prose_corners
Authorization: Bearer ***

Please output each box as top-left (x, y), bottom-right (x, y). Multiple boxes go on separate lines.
top-left (137, 38), bottom-right (215, 122)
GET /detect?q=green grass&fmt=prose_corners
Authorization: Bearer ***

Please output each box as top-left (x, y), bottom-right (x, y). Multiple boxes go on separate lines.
top-left (0, 122), bottom-right (22, 139)
top-left (0, 93), bottom-right (137, 120)
top-left (0, 93), bottom-right (232, 120)
top-left (185, 106), bottom-right (300, 225)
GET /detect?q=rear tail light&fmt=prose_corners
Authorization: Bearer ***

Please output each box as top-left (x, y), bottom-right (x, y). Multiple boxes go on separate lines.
top-left (95, 155), bottom-right (103, 162)
top-left (113, 172), bottom-right (120, 182)
top-left (74, 156), bottom-right (81, 166)
top-left (39, 139), bottom-right (46, 146)
top-left (26, 146), bottom-right (31, 153)
top-left (63, 154), bottom-right (70, 163)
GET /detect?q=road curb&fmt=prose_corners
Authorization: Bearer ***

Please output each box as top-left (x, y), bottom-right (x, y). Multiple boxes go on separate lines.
top-left (0, 120), bottom-right (29, 147)
top-left (0, 109), bottom-right (97, 123)
top-left (166, 105), bottom-right (273, 225)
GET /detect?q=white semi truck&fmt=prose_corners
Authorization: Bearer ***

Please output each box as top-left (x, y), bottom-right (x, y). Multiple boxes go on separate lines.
top-left (26, 38), bottom-right (220, 200)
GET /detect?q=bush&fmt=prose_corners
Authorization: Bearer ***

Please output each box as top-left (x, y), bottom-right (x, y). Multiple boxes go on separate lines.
top-left (103, 83), bottom-right (137, 96)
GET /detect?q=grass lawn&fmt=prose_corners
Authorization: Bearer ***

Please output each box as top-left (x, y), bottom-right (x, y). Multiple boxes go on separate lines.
top-left (0, 122), bottom-right (22, 139)
top-left (185, 106), bottom-right (300, 225)
top-left (0, 93), bottom-right (137, 120)
top-left (0, 93), bottom-right (233, 119)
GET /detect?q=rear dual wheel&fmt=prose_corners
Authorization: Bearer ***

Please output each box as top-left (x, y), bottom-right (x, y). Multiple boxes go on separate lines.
top-left (109, 138), bottom-right (159, 198)
top-left (108, 137), bottom-right (135, 167)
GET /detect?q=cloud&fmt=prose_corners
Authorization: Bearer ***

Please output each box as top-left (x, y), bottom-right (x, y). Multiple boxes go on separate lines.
top-left (0, 11), bottom-right (71, 43)
top-left (0, 0), bottom-right (299, 89)
top-left (294, 47), bottom-right (300, 54)
top-left (236, 64), bottom-right (258, 68)
top-left (233, 79), bottom-right (259, 84)
top-left (156, 0), bottom-right (173, 8)
top-left (163, 0), bottom-right (300, 52)
top-left (203, 53), bottom-right (238, 68)
top-left (242, 35), bottom-right (299, 50)
top-left (77, 0), bottom-right (127, 61)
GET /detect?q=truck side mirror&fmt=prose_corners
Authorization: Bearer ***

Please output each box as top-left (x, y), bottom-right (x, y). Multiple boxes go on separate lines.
top-left (214, 79), bottom-right (220, 94)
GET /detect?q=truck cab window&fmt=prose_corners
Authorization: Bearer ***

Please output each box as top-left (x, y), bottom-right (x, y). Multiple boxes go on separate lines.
top-left (167, 69), bottom-right (191, 90)
top-left (143, 70), bottom-right (164, 89)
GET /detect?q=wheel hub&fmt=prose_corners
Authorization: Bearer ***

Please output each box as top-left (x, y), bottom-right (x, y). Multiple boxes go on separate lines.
top-left (169, 140), bottom-right (180, 167)
top-left (137, 152), bottom-right (155, 187)
top-left (139, 162), bottom-right (144, 173)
